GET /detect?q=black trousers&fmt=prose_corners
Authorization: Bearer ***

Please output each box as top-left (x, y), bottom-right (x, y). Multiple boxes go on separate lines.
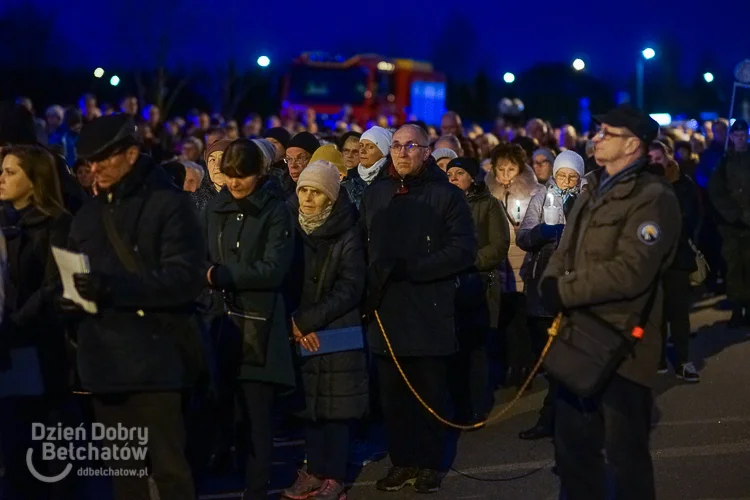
top-left (528, 317), bottom-right (557, 430)
top-left (306, 420), bottom-right (350, 481)
top-left (93, 391), bottom-right (194, 500)
top-left (237, 381), bottom-right (275, 500)
top-left (376, 355), bottom-right (448, 471)
top-left (555, 375), bottom-right (655, 500)
top-left (450, 327), bottom-right (489, 419)
top-left (720, 230), bottom-right (750, 304)
top-left (661, 269), bottom-right (692, 367)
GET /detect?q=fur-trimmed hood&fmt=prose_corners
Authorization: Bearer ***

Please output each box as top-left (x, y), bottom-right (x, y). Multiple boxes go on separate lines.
top-left (485, 164), bottom-right (545, 224)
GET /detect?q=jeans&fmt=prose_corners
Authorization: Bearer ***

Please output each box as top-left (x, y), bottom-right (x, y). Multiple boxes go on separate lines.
top-left (93, 391), bottom-right (194, 500)
top-left (555, 375), bottom-right (655, 500)
top-left (376, 355), bottom-right (448, 471)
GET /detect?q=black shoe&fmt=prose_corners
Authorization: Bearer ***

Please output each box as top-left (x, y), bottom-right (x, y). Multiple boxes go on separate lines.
top-left (376, 466), bottom-right (419, 492)
top-left (414, 469), bottom-right (442, 494)
top-left (518, 424), bottom-right (553, 440)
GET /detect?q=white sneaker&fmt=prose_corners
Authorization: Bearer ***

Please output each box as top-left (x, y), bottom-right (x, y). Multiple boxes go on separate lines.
top-left (676, 362), bottom-right (700, 383)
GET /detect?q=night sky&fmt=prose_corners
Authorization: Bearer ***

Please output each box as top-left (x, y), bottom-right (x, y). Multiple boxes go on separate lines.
top-left (5, 0), bottom-right (750, 84)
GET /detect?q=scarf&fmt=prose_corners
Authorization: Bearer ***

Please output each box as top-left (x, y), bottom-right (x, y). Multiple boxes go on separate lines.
top-left (298, 204), bottom-right (333, 235)
top-left (358, 157), bottom-right (388, 184)
top-left (550, 184), bottom-right (580, 205)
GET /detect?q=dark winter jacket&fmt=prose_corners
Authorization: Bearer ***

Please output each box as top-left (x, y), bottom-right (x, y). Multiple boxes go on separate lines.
top-left (360, 160), bottom-right (477, 357)
top-left (68, 155), bottom-right (207, 394)
top-left (709, 151), bottom-right (750, 234)
top-left (52, 154), bottom-right (87, 215)
top-left (1, 206), bottom-right (71, 397)
top-left (290, 191), bottom-right (368, 420)
top-left (206, 176), bottom-right (296, 388)
top-left (455, 183), bottom-right (510, 331)
top-left (543, 161), bottom-right (681, 388)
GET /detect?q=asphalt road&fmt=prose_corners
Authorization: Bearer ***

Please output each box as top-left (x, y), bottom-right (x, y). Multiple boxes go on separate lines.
top-left (197, 295), bottom-right (750, 500)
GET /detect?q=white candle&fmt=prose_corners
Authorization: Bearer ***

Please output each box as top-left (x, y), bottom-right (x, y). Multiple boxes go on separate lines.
top-left (515, 200), bottom-right (521, 222)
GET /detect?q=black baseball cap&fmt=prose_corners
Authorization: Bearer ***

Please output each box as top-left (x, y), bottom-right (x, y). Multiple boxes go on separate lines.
top-left (730, 119), bottom-right (749, 133)
top-left (77, 113), bottom-right (140, 162)
top-left (594, 104), bottom-right (660, 145)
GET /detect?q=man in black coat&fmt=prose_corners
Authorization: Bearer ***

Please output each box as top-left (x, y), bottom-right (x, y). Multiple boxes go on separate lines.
top-left (360, 124), bottom-right (477, 493)
top-left (62, 114), bottom-right (206, 500)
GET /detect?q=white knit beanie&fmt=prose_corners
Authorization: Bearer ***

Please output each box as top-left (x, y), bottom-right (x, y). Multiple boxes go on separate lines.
top-left (361, 126), bottom-right (393, 156)
top-left (553, 150), bottom-right (585, 179)
top-left (432, 148), bottom-right (458, 162)
top-left (296, 160), bottom-right (341, 203)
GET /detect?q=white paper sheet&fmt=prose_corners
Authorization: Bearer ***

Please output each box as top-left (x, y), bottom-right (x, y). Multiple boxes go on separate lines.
top-left (51, 246), bottom-right (98, 314)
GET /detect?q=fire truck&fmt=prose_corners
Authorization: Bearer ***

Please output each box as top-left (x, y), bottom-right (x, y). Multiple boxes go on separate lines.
top-left (281, 52), bottom-right (447, 126)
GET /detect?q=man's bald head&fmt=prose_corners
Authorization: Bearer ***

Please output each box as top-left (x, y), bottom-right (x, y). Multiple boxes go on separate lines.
top-left (397, 124), bottom-right (430, 146)
top-left (392, 124), bottom-right (432, 177)
top-left (441, 111), bottom-right (463, 137)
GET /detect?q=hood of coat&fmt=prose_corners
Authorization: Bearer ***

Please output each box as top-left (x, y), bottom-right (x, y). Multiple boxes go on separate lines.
top-left (211, 175), bottom-right (284, 215)
top-left (296, 186), bottom-right (357, 244)
top-left (485, 164), bottom-right (544, 209)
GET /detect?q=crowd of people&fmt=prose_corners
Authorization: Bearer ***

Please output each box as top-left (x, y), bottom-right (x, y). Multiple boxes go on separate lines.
top-left (0, 92), bottom-right (748, 500)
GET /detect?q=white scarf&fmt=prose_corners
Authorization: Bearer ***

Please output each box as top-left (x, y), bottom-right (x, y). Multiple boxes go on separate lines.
top-left (358, 157), bottom-right (388, 184)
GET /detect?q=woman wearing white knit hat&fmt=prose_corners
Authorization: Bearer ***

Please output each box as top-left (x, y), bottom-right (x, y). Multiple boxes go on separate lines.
top-left (341, 126), bottom-right (393, 209)
top-left (285, 159), bottom-right (368, 500)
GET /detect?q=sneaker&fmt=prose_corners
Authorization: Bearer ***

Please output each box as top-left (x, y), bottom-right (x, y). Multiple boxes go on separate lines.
top-left (414, 469), bottom-right (442, 493)
top-left (375, 466), bottom-right (419, 492)
top-left (657, 361), bottom-right (668, 375)
top-left (676, 362), bottom-right (700, 383)
top-left (315, 479), bottom-right (346, 500)
top-left (281, 470), bottom-right (323, 500)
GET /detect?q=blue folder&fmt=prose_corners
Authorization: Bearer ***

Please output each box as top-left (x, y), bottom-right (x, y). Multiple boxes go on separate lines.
top-left (297, 326), bottom-right (365, 357)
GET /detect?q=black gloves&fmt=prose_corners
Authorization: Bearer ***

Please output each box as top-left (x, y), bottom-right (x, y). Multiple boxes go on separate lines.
top-left (540, 224), bottom-right (565, 241)
top-left (539, 277), bottom-right (564, 313)
top-left (73, 272), bottom-right (112, 303)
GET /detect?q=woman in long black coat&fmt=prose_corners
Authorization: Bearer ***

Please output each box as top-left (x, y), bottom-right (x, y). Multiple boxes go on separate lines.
top-left (205, 139), bottom-right (296, 500)
top-left (282, 160), bottom-right (368, 500)
top-left (0, 145), bottom-right (72, 498)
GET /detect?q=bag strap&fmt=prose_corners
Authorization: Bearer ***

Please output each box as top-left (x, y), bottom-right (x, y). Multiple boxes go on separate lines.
top-left (314, 245), bottom-right (335, 303)
top-left (101, 207), bottom-right (141, 274)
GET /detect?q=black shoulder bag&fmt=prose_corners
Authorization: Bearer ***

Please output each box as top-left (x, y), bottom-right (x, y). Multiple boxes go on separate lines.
top-left (101, 197), bottom-right (208, 386)
top-left (217, 214), bottom-right (275, 367)
top-left (542, 211), bottom-right (660, 398)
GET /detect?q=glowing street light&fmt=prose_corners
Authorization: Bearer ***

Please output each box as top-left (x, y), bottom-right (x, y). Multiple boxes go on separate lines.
top-left (110, 75), bottom-right (120, 87)
top-left (642, 48), bottom-right (656, 60)
top-left (704, 72), bottom-right (714, 83)
top-left (637, 47), bottom-right (656, 110)
top-left (94, 67), bottom-right (105, 78)
top-left (257, 55), bottom-right (270, 68)
top-left (503, 72), bottom-right (515, 84)
top-left (572, 58), bottom-right (585, 71)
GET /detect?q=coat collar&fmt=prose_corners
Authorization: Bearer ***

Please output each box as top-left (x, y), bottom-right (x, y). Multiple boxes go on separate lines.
top-left (212, 175), bottom-right (283, 215)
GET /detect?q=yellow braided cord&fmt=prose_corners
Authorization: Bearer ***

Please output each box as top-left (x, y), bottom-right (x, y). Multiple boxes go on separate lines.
top-left (374, 311), bottom-right (563, 431)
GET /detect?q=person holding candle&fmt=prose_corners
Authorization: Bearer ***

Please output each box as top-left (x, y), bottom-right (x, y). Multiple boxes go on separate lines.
top-left (515, 150), bottom-right (585, 440)
top-left (485, 142), bottom-right (544, 386)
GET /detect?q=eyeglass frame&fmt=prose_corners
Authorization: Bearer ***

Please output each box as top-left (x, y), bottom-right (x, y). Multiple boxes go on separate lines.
top-left (284, 154), bottom-right (311, 166)
top-left (390, 142), bottom-right (429, 154)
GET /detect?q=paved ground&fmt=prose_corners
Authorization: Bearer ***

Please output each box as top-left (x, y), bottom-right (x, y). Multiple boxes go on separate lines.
top-left (198, 295), bottom-right (750, 500)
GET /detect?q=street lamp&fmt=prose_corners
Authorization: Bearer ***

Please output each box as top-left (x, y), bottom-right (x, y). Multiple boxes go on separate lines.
top-left (94, 67), bottom-right (104, 78)
top-left (257, 55), bottom-right (270, 68)
top-left (704, 72), bottom-right (714, 83)
top-left (636, 47), bottom-right (656, 110)
top-left (572, 58), bottom-right (585, 71)
top-left (110, 75), bottom-right (120, 87)
top-left (503, 72), bottom-right (515, 84)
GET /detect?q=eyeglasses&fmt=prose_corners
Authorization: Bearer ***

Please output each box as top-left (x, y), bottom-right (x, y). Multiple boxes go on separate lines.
top-left (555, 172), bottom-right (580, 184)
top-left (284, 155), bottom-right (311, 166)
top-left (390, 142), bottom-right (428, 154)
top-left (595, 129), bottom-right (634, 141)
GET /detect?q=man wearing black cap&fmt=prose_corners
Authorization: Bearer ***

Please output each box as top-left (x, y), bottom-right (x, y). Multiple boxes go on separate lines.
top-left (709, 118), bottom-right (750, 327)
top-left (63, 113), bottom-right (206, 499)
top-left (281, 131), bottom-right (320, 203)
top-left (539, 105), bottom-right (681, 500)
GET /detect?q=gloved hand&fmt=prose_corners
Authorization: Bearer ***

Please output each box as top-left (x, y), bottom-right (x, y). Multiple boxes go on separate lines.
top-left (539, 277), bottom-right (564, 313)
top-left (73, 272), bottom-right (112, 303)
top-left (540, 224), bottom-right (565, 241)
top-left (54, 296), bottom-right (86, 316)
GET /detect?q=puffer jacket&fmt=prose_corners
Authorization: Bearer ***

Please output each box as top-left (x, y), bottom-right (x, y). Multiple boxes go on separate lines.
top-left (516, 182), bottom-right (579, 317)
top-left (485, 165), bottom-right (544, 292)
top-left (289, 190), bottom-right (368, 421)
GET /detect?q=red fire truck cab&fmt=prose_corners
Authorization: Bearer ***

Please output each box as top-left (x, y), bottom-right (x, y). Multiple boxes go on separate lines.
top-left (282, 52), bottom-right (447, 126)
